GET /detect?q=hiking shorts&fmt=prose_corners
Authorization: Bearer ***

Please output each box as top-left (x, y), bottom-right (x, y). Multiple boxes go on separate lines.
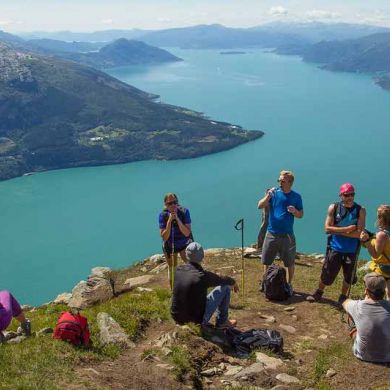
top-left (320, 250), bottom-right (357, 286)
top-left (261, 232), bottom-right (296, 267)
top-left (163, 239), bottom-right (192, 257)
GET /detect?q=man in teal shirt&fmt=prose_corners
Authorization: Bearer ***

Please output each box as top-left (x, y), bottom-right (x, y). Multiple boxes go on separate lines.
top-left (258, 170), bottom-right (304, 296)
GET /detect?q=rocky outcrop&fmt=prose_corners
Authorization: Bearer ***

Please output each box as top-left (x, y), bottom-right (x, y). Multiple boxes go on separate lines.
top-left (97, 312), bottom-right (135, 348)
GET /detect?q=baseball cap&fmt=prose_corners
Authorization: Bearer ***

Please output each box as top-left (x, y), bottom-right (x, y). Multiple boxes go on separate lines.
top-left (185, 242), bottom-right (204, 263)
top-left (339, 183), bottom-right (355, 195)
top-left (364, 272), bottom-right (386, 295)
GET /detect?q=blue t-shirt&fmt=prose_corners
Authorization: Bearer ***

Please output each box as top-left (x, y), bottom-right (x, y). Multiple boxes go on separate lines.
top-left (267, 189), bottom-right (303, 235)
top-left (159, 207), bottom-right (191, 248)
top-left (330, 203), bottom-right (360, 253)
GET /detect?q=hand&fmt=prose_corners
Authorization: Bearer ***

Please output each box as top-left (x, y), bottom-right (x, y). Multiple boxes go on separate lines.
top-left (232, 283), bottom-right (239, 293)
top-left (287, 205), bottom-right (296, 214)
top-left (267, 187), bottom-right (276, 199)
top-left (345, 224), bottom-right (357, 234)
top-left (360, 230), bottom-right (369, 242)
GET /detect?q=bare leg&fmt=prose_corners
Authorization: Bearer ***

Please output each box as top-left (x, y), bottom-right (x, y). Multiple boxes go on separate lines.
top-left (386, 280), bottom-right (390, 301)
top-left (166, 253), bottom-right (178, 290)
top-left (287, 265), bottom-right (295, 284)
top-left (342, 280), bottom-right (350, 296)
top-left (15, 312), bottom-right (26, 324)
top-left (318, 280), bottom-right (326, 292)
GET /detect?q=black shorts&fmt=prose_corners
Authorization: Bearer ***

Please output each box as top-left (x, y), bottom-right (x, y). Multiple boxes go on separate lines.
top-left (320, 250), bottom-right (357, 286)
top-left (163, 239), bottom-right (192, 257)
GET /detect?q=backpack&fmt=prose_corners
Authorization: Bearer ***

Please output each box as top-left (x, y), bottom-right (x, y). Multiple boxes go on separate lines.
top-left (53, 311), bottom-right (91, 346)
top-left (261, 264), bottom-right (289, 301)
top-left (333, 202), bottom-right (361, 226)
top-left (201, 325), bottom-right (283, 358)
top-left (227, 328), bottom-right (284, 356)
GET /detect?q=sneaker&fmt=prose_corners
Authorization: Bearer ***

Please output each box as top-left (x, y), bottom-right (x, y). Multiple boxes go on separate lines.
top-left (286, 283), bottom-right (294, 297)
top-left (338, 294), bottom-right (348, 305)
top-left (306, 289), bottom-right (324, 302)
top-left (20, 319), bottom-right (32, 337)
top-left (216, 319), bottom-right (237, 329)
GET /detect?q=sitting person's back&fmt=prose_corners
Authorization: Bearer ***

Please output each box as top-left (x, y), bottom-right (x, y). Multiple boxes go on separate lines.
top-left (343, 272), bottom-right (390, 363)
top-left (171, 242), bottom-right (238, 328)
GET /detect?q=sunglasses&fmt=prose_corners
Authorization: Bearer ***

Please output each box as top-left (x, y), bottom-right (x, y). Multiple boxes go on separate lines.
top-left (166, 200), bottom-right (178, 206)
top-left (277, 179), bottom-right (287, 183)
top-left (342, 193), bottom-right (355, 198)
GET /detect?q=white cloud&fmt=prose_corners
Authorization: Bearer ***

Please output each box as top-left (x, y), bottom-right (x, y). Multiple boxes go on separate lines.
top-left (101, 18), bottom-right (113, 25)
top-left (305, 10), bottom-right (341, 19)
top-left (269, 6), bottom-right (288, 16)
top-left (0, 20), bottom-right (13, 26)
top-left (157, 17), bottom-right (172, 23)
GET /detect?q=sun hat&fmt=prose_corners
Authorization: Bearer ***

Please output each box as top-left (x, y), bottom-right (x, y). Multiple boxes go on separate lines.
top-left (339, 183), bottom-right (355, 195)
top-left (364, 272), bottom-right (386, 295)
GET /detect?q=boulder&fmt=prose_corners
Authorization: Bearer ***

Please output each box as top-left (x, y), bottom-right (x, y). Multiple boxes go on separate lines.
top-left (326, 368), bottom-right (337, 378)
top-left (234, 362), bottom-right (265, 378)
top-left (223, 365), bottom-right (244, 376)
top-left (279, 324), bottom-right (296, 334)
top-left (114, 275), bottom-right (155, 295)
top-left (150, 263), bottom-right (168, 274)
top-left (90, 267), bottom-right (112, 278)
top-left (68, 278), bottom-right (114, 309)
top-left (255, 352), bottom-right (285, 370)
top-left (97, 312), bottom-right (135, 348)
top-left (276, 373), bottom-right (300, 384)
top-left (149, 254), bottom-right (165, 264)
top-left (53, 292), bottom-right (72, 305)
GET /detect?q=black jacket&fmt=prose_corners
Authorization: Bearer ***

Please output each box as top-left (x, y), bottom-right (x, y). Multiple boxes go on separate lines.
top-left (171, 262), bottom-right (235, 325)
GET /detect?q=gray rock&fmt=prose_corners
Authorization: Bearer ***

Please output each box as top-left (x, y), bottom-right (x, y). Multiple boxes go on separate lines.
top-left (154, 331), bottom-right (177, 348)
top-left (201, 367), bottom-right (223, 377)
top-left (140, 267), bottom-right (148, 273)
top-left (53, 292), bottom-right (72, 305)
top-left (36, 327), bottom-right (53, 336)
top-left (156, 363), bottom-right (174, 371)
top-left (318, 334), bottom-right (328, 340)
top-left (255, 352), bottom-right (285, 370)
top-left (115, 275), bottom-right (155, 294)
top-left (326, 368), bottom-right (336, 378)
top-left (69, 277), bottom-right (114, 309)
top-left (223, 365), bottom-right (244, 376)
top-left (136, 287), bottom-right (153, 293)
top-left (258, 314), bottom-right (276, 323)
top-left (150, 254), bottom-right (165, 264)
top-left (279, 324), bottom-right (297, 334)
top-left (276, 373), bottom-right (300, 384)
top-left (234, 362), bottom-right (265, 378)
top-left (150, 263), bottom-right (168, 274)
top-left (97, 312), bottom-right (135, 348)
top-left (90, 267), bottom-right (112, 278)
top-left (283, 306), bottom-right (295, 312)
top-left (21, 304), bottom-right (33, 311)
top-left (7, 336), bottom-right (27, 344)
top-left (271, 385), bottom-right (289, 390)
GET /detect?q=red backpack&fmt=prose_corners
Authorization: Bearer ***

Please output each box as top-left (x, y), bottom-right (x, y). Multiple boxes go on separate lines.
top-left (53, 311), bottom-right (91, 346)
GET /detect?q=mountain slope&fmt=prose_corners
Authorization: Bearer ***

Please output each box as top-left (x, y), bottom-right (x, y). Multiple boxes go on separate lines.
top-left (0, 43), bottom-right (262, 181)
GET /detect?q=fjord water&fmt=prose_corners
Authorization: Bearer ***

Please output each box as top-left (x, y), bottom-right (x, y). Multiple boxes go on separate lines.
top-left (1, 49), bottom-right (390, 305)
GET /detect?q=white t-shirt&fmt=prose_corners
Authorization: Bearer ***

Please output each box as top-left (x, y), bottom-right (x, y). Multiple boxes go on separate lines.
top-left (346, 299), bottom-right (390, 363)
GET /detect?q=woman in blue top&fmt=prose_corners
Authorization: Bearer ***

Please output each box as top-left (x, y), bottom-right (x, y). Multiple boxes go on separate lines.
top-left (159, 193), bottom-right (192, 289)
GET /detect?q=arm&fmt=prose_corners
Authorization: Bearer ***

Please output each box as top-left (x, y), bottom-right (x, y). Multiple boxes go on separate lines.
top-left (204, 270), bottom-right (236, 289)
top-left (288, 207), bottom-right (303, 218)
top-left (160, 213), bottom-right (173, 241)
top-left (362, 230), bottom-right (388, 258)
top-left (175, 211), bottom-right (192, 238)
top-left (324, 204), bottom-right (357, 235)
top-left (258, 188), bottom-right (275, 209)
top-left (342, 298), bottom-right (353, 312)
top-left (339, 207), bottom-right (366, 239)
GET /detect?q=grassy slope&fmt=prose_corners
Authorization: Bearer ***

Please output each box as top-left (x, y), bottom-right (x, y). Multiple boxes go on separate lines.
top-left (1, 250), bottom-right (389, 390)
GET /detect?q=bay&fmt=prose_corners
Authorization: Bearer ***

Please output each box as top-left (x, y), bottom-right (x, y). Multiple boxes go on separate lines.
top-left (1, 48), bottom-right (389, 305)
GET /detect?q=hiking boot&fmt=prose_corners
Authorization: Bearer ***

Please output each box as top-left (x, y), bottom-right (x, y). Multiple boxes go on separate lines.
top-left (286, 283), bottom-right (294, 297)
top-left (216, 319), bottom-right (237, 329)
top-left (338, 294), bottom-right (348, 305)
top-left (306, 289), bottom-right (324, 302)
top-left (19, 319), bottom-right (32, 337)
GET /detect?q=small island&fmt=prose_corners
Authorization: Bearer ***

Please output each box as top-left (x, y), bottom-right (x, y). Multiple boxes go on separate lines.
top-left (220, 51), bottom-right (246, 55)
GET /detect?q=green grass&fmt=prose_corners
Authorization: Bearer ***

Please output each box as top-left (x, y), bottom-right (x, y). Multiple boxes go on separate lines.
top-left (0, 289), bottom-right (171, 389)
top-left (168, 345), bottom-right (194, 382)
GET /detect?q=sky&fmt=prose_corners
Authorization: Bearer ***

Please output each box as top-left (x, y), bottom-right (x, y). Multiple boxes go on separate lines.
top-left (1, 0), bottom-right (390, 32)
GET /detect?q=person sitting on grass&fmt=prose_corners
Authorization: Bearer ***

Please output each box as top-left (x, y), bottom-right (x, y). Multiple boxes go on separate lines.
top-left (0, 290), bottom-right (32, 342)
top-left (171, 242), bottom-right (239, 329)
top-left (342, 273), bottom-right (390, 363)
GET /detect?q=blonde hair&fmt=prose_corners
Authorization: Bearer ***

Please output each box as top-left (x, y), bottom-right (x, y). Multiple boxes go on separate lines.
top-left (377, 205), bottom-right (390, 230)
top-left (280, 170), bottom-right (295, 184)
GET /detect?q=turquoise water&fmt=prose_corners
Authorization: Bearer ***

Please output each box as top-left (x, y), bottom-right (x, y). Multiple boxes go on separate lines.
top-left (1, 49), bottom-right (389, 305)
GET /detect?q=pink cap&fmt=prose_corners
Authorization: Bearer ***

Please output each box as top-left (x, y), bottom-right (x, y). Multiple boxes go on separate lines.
top-left (339, 183), bottom-right (355, 195)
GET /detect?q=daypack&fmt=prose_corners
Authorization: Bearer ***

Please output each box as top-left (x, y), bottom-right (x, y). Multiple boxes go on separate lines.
top-left (202, 325), bottom-right (283, 357)
top-left (227, 328), bottom-right (284, 355)
top-left (261, 264), bottom-right (289, 301)
top-left (53, 311), bottom-right (91, 346)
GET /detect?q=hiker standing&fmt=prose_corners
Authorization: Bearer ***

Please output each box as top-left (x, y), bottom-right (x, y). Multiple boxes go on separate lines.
top-left (257, 170), bottom-right (304, 296)
top-left (171, 242), bottom-right (239, 328)
top-left (0, 290), bottom-right (32, 342)
top-left (360, 204), bottom-right (390, 300)
top-left (307, 183), bottom-right (366, 304)
top-left (342, 273), bottom-right (390, 363)
top-left (159, 193), bottom-right (193, 289)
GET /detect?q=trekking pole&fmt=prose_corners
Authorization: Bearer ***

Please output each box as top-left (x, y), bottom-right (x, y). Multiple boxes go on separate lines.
top-left (170, 223), bottom-right (175, 290)
top-left (234, 218), bottom-right (245, 300)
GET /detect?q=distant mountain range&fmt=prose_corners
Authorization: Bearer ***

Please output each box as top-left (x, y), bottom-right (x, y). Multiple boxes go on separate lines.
top-left (0, 43), bottom-right (261, 181)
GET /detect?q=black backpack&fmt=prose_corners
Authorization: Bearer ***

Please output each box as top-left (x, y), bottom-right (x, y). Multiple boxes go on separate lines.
top-left (261, 264), bottom-right (289, 301)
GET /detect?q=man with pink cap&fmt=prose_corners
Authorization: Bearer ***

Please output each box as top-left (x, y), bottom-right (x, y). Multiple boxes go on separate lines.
top-left (307, 183), bottom-right (366, 304)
